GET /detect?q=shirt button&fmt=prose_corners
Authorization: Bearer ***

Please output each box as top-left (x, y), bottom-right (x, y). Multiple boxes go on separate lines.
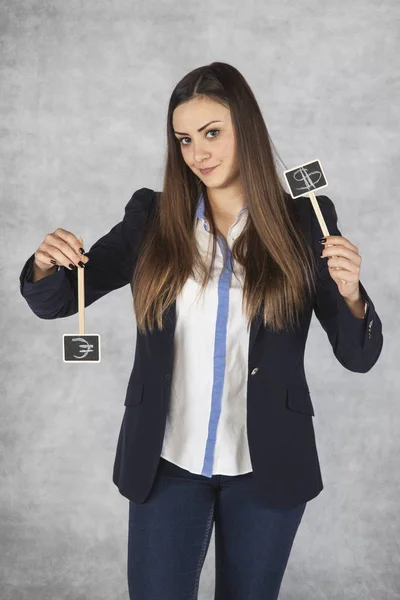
top-left (250, 368), bottom-right (258, 375)
top-left (164, 374), bottom-right (171, 380)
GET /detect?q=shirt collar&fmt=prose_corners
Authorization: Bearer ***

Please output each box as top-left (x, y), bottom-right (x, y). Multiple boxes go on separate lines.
top-left (195, 191), bottom-right (248, 225)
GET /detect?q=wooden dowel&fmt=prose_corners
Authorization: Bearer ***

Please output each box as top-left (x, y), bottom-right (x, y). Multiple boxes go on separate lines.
top-left (308, 191), bottom-right (346, 284)
top-left (308, 191), bottom-right (329, 237)
top-left (78, 236), bottom-right (85, 335)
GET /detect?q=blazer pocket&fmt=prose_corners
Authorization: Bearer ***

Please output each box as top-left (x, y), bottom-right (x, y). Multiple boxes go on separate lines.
top-left (124, 380), bottom-right (144, 406)
top-left (286, 384), bottom-right (315, 416)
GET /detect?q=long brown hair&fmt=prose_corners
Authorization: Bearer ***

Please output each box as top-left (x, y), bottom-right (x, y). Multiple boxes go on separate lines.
top-left (132, 62), bottom-right (318, 335)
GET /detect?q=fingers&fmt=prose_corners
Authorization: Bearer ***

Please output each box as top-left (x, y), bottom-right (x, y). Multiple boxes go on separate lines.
top-left (323, 235), bottom-right (359, 254)
top-left (322, 238), bottom-right (361, 291)
top-left (321, 243), bottom-right (362, 265)
top-left (325, 254), bottom-right (361, 273)
top-left (37, 229), bottom-right (90, 271)
top-left (328, 268), bottom-right (357, 285)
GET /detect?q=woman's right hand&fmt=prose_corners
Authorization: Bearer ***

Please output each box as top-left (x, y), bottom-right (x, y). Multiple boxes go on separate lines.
top-left (34, 228), bottom-right (90, 271)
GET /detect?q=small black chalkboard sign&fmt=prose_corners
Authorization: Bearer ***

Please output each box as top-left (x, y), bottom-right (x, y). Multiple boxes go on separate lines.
top-left (63, 334), bottom-right (101, 363)
top-left (283, 159), bottom-right (328, 199)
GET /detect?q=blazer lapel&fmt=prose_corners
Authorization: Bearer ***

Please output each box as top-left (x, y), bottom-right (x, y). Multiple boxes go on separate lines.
top-left (249, 311), bottom-right (264, 356)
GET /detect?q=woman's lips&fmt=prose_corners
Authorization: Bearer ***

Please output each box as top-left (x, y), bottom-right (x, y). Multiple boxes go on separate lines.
top-left (200, 165), bottom-right (218, 175)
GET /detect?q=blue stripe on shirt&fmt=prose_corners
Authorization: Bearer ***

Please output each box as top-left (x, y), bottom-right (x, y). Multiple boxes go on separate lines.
top-left (195, 192), bottom-right (247, 477)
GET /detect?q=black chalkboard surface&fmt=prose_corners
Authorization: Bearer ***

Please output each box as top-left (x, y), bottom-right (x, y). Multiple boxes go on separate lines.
top-left (283, 159), bottom-right (328, 199)
top-left (63, 334), bottom-right (101, 363)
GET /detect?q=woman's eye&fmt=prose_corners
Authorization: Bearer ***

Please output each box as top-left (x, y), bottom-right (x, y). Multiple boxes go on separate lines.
top-left (179, 129), bottom-right (220, 146)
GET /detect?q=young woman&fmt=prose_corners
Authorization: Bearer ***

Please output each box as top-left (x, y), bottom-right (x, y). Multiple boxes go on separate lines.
top-left (20, 62), bottom-right (383, 599)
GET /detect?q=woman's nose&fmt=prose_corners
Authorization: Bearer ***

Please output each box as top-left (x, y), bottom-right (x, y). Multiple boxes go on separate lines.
top-left (193, 148), bottom-right (211, 162)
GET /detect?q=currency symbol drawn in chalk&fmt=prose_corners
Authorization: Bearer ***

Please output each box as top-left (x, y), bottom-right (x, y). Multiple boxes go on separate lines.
top-left (71, 337), bottom-right (95, 359)
top-left (293, 165), bottom-right (323, 192)
top-left (283, 159), bottom-right (328, 199)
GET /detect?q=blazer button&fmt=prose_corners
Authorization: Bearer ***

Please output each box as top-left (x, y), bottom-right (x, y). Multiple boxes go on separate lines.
top-left (165, 373), bottom-right (171, 380)
top-left (250, 368), bottom-right (258, 375)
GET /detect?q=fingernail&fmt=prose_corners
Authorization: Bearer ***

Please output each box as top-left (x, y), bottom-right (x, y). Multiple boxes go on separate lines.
top-left (79, 247), bottom-right (86, 254)
top-left (69, 263), bottom-right (77, 271)
top-left (78, 261), bottom-right (85, 268)
top-left (319, 237), bottom-right (327, 244)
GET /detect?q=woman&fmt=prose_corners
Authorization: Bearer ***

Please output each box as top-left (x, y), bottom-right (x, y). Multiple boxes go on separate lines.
top-left (20, 62), bottom-right (383, 599)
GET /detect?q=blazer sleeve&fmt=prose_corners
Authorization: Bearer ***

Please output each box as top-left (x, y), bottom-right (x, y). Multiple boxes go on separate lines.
top-left (311, 195), bottom-right (383, 373)
top-left (19, 187), bottom-right (157, 320)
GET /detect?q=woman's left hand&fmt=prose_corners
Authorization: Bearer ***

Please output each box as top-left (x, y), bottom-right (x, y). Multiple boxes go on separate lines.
top-left (320, 235), bottom-right (362, 301)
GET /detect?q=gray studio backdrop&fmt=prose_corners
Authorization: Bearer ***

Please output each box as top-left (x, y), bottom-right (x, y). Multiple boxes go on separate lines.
top-left (2, 1), bottom-right (398, 599)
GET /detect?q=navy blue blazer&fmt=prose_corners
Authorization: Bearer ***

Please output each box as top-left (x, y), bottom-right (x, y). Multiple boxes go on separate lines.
top-left (19, 188), bottom-right (383, 509)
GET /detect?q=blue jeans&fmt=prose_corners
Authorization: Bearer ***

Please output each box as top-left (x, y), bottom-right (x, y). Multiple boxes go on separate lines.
top-left (128, 457), bottom-right (307, 600)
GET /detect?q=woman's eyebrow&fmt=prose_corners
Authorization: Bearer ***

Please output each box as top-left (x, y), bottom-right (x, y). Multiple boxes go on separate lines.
top-left (173, 120), bottom-right (223, 136)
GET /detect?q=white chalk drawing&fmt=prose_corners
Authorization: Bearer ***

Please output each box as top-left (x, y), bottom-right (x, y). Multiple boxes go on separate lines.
top-left (70, 337), bottom-right (95, 359)
top-left (292, 166), bottom-right (323, 191)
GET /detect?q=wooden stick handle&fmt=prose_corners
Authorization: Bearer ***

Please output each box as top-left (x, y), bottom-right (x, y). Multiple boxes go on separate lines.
top-left (308, 191), bottom-right (346, 284)
top-left (308, 191), bottom-right (330, 237)
top-left (78, 236), bottom-right (85, 335)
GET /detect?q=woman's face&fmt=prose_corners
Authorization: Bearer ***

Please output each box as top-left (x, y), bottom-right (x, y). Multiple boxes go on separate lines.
top-left (172, 97), bottom-right (240, 191)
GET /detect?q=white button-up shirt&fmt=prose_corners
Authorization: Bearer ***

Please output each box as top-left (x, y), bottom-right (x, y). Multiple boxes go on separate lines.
top-left (160, 192), bottom-right (254, 476)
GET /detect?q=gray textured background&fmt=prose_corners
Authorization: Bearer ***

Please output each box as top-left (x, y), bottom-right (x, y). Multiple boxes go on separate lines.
top-left (2, 1), bottom-right (398, 598)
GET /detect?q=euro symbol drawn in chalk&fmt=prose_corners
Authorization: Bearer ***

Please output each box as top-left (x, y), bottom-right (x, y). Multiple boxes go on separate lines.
top-left (71, 337), bottom-right (94, 359)
top-left (293, 166), bottom-right (323, 191)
